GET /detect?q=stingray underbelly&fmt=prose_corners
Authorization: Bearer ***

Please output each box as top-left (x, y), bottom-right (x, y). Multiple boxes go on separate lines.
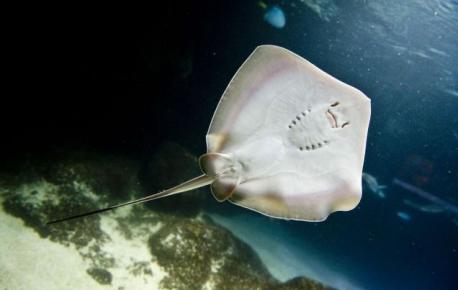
top-left (230, 171), bottom-right (361, 221)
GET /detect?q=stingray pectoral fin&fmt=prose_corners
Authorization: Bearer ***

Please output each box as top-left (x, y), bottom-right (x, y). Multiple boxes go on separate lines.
top-left (230, 171), bottom-right (362, 221)
top-left (47, 174), bottom-right (215, 225)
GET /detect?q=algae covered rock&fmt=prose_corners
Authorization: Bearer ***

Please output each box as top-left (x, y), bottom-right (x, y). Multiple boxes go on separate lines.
top-left (1, 152), bottom-right (141, 248)
top-left (149, 216), bottom-right (276, 290)
top-left (0, 143), bottom-right (336, 290)
top-left (0, 152), bottom-right (157, 288)
top-left (148, 215), bottom-right (336, 290)
top-left (86, 267), bottom-right (113, 285)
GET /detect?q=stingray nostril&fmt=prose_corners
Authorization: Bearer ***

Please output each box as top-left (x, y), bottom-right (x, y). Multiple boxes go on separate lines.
top-left (331, 101), bottom-right (340, 107)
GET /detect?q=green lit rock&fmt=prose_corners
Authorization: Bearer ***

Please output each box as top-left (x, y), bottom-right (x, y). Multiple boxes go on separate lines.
top-left (86, 267), bottom-right (113, 285)
top-left (149, 216), bottom-right (276, 290)
top-left (0, 143), bottom-right (335, 290)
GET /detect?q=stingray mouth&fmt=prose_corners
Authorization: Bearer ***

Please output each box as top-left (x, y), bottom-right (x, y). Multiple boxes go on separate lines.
top-left (326, 102), bottom-right (350, 129)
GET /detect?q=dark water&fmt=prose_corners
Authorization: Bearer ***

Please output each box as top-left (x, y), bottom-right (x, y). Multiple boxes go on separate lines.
top-left (4, 0), bottom-right (458, 289)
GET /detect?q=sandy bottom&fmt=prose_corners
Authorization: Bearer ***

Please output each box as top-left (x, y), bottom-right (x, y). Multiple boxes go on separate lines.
top-left (0, 201), bottom-right (165, 290)
top-left (0, 205), bottom-right (104, 290)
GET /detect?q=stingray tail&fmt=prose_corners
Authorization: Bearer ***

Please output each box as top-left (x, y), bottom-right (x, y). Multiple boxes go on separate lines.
top-left (47, 174), bottom-right (215, 225)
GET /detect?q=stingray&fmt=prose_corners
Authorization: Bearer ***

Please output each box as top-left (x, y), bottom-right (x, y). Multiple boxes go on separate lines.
top-left (403, 199), bottom-right (445, 214)
top-left (48, 45), bottom-right (371, 224)
top-left (362, 172), bottom-right (386, 198)
top-left (259, 3), bottom-right (286, 29)
top-left (393, 178), bottom-right (458, 215)
top-left (396, 211), bottom-right (412, 222)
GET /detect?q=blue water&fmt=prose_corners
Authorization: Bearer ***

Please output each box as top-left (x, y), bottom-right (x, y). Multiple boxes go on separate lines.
top-left (5, 1), bottom-right (457, 289)
top-left (202, 1), bottom-right (458, 289)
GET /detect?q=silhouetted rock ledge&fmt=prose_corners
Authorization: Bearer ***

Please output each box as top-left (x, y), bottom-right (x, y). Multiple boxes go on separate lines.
top-left (0, 144), bottom-right (335, 290)
top-left (270, 277), bottom-right (335, 290)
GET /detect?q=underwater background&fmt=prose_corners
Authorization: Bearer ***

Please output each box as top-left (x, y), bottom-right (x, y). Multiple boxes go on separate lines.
top-left (1, 0), bottom-right (457, 289)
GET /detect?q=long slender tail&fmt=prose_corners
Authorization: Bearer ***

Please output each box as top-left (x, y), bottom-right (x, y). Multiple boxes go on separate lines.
top-left (47, 174), bottom-right (215, 225)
